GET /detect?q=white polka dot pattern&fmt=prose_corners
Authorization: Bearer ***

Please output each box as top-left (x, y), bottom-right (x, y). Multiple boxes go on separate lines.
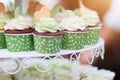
top-left (34, 36), bottom-right (63, 54)
top-left (62, 32), bottom-right (87, 50)
top-left (0, 33), bottom-right (6, 48)
top-left (86, 28), bottom-right (100, 45)
top-left (5, 34), bottom-right (33, 52)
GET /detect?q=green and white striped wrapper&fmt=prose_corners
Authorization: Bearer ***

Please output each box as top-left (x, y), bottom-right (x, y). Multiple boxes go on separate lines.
top-left (5, 33), bottom-right (33, 52)
top-left (0, 32), bottom-right (6, 48)
top-left (62, 31), bottom-right (88, 50)
top-left (86, 27), bottom-right (101, 45)
top-left (33, 34), bottom-right (63, 54)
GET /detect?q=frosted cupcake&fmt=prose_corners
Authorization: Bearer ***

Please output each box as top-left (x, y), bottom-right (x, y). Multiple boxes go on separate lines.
top-left (0, 14), bottom-right (12, 48)
top-left (4, 15), bottom-right (34, 52)
top-left (61, 16), bottom-right (88, 50)
top-left (79, 3), bottom-right (102, 45)
top-left (0, 1), bottom-right (14, 48)
top-left (33, 17), bottom-right (64, 54)
top-left (93, 69), bottom-right (115, 80)
top-left (78, 65), bottom-right (98, 78)
top-left (33, 6), bottom-right (64, 54)
top-left (22, 59), bottom-right (81, 80)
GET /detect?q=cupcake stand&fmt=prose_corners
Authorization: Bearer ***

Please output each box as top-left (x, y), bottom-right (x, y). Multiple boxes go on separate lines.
top-left (0, 38), bottom-right (105, 74)
top-left (0, 0), bottom-right (105, 78)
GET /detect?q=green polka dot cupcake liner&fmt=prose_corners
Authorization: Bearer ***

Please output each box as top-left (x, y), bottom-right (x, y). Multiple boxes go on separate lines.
top-left (0, 33), bottom-right (6, 48)
top-left (33, 35), bottom-right (63, 54)
top-left (86, 27), bottom-right (101, 45)
top-left (5, 34), bottom-right (33, 52)
top-left (62, 31), bottom-right (87, 50)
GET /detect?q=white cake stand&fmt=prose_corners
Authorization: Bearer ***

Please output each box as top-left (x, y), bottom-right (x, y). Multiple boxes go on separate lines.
top-left (0, 38), bottom-right (105, 74)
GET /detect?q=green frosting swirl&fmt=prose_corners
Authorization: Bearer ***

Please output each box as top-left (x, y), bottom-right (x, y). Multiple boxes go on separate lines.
top-left (53, 10), bottom-right (76, 22)
top-left (34, 18), bottom-right (61, 33)
top-left (80, 6), bottom-right (100, 26)
top-left (0, 13), bottom-right (12, 29)
top-left (22, 59), bottom-right (81, 80)
top-left (74, 6), bottom-right (100, 26)
top-left (52, 3), bottom-right (75, 17)
top-left (65, 10), bottom-right (76, 17)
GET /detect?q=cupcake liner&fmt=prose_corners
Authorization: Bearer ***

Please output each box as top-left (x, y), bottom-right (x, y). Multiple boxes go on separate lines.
top-left (33, 35), bottom-right (63, 54)
top-left (0, 33), bottom-right (6, 48)
top-left (62, 32), bottom-right (87, 50)
top-left (5, 34), bottom-right (33, 52)
top-left (86, 27), bottom-right (101, 45)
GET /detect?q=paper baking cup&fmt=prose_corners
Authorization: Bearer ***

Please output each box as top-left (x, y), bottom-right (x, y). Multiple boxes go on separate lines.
top-left (86, 27), bottom-right (101, 45)
top-left (33, 34), bottom-right (63, 54)
top-left (0, 33), bottom-right (6, 48)
top-left (62, 31), bottom-right (87, 50)
top-left (5, 33), bottom-right (33, 52)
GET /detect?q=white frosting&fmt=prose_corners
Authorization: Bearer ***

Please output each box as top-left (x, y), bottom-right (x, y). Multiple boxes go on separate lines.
top-left (53, 10), bottom-right (76, 22)
top-left (4, 16), bottom-right (33, 30)
top-left (60, 16), bottom-right (88, 31)
top-left (53, 12), bottom-right (68, 22)
top-left (22, 59), bottom-right (81, 80)
top-left (78, 65), bottom-right (98, 77)
top-left (94, 69), bottom-right (115, 80)
top-left (80, 4), bottom-right (100, 26)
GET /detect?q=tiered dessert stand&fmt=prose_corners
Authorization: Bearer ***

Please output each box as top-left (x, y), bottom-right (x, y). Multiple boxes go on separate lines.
top-left (0, 38), bottom-right (105, 74)
top-left (0, 0), bottom-right (105, 75)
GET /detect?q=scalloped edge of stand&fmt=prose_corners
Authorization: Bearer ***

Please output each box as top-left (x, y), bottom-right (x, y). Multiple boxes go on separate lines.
top-left (0, 38), bottom-right (104, 58)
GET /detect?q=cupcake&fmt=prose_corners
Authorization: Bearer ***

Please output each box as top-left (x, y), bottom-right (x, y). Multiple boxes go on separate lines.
top-left (78, 65), bottom-right (98, 78)
top-left (0, 14), bottom-right (10, 48)
top-left (0, 2), bottom-right (13, 49)
top-left (22, 59), bottom-right (81, 80)
top-left (61, 16), bottom-right (88, 50)
top-left (79, 3), bottom-right (102, 45)
top-left (4, 15), bottom-right (34, 52)
top-left (33, 6), bottom-right (64, 54)
top-left (93, 69), bottom-right (115, 80)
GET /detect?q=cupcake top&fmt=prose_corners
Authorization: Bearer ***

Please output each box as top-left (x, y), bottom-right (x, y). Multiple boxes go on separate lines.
top-left (79, 3), bottom-right (100, 26)
top-left (34, 6), bottom-right (62, 33)
top-left (23, 59), bottom-right (81, 80)
top-left (80, 8), bottom-right (100, 26)
top-left (34, 18), bottom-right (61, 33)
top-left (0, 13), bottom-right (12, 29)
top-left (52, 3), bottom-right (76, 22)
top-left (78, 65), bottom-right (98, 77)
top-left (82, 76), bottom-right (108, 80)
top-left (93, 69), bottom-right (115, 80)
top-left (60, 16), bottom-right (88, 31)
top-left (53, 10), bottom-right (76, 22)
top-left (4, 15), bottom-right (33, 30)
